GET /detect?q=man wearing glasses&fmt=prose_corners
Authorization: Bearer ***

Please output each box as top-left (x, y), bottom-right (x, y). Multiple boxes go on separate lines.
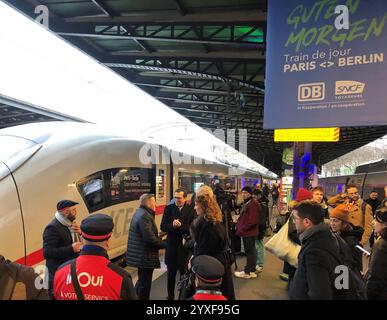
top-left (161, 189), bottom-right (195, 300)
top-left (328, 184), bottom-right (373, 247)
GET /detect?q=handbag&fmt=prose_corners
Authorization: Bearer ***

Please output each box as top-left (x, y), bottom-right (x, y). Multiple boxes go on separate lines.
top-left (264, 220), bottom-right (301, 268)
top-left (177, 270), bottom-right (196, 300)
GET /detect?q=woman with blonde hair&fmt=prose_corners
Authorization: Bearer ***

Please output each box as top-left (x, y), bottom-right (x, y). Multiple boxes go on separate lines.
top-left (190, 193), bottom-right (235, 300)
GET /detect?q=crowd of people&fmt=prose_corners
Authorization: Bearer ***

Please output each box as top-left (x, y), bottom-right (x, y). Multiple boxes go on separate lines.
top-left (1, 182), bottom-right (386, 300)
top-left (275, 184), bottom-right (387, 300)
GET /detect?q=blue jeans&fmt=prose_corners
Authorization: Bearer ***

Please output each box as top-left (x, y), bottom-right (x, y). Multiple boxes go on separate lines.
top-left (255, 239), bottom-right (265, 267)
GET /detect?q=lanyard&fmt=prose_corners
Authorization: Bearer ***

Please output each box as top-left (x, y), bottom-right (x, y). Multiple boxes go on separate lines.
top-left (195, 290), bottom-right (223, 295)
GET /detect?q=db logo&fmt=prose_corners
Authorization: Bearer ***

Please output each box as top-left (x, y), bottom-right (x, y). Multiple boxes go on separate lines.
top-left (298, 82), bottom-right (325, 102)
top-left (66, 272), bottom-right (104, 287)
top-left (335, 81), bottom-right (365, 95)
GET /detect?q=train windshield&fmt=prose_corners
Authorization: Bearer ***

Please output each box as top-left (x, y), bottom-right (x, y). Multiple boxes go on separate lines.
top-left (0, 135), bottom-right (41, 177)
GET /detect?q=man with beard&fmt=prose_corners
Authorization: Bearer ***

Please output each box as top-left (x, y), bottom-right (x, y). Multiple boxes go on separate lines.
top-left (289, 201), bottom-right (343, 300)
top-left (43, 200), bottom-right (82, 295)
top-left (328, 184), bottom-right (373, 247)
top-left (365, 190), bottom-right (381, 215)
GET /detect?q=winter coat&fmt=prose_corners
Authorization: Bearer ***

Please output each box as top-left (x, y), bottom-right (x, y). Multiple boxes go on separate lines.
top-left (126, 205), bottom-right (166, 269)
top-left (190, 216), bottom-right (235, 300)
top-left (365, 198), bottom-right (381, 215)
top-left (289, 224), bottom-right (343, 300)
top-left (365, 236), bottom-right (387, 300)
top-left (161, 203), bottom-right (195, 270)
top-left (327, 195), bottom-right (373, 246)
top-left (235, 198), bottom-right (261, 238)
top-left (43, 218), bottom-right (79, 289)
top-left (339, 225), bottom-right (364, 273)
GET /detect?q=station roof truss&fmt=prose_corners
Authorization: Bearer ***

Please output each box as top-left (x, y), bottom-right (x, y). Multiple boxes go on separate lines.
top-left (3, 0), bottom-right (387, 174)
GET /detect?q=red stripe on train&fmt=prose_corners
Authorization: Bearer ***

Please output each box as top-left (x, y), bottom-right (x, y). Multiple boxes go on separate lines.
top-left (155, 204), bottom-right (166, 215)
top-left (15, 204), bottom-right (167, 266)
top-left (15, 248), bottom-right (44, 267)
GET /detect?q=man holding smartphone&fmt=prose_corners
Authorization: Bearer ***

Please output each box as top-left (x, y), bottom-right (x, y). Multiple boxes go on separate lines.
top-left (328, 184), bottom-right (373, 247)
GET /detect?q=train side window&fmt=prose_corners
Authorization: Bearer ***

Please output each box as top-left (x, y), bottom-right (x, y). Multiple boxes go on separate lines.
top-left (78, 167), bottom-right (156, 213)
top-left (77, 173), bottom-right (105, 212)
top-left (107, 167), bottom-right (155, 205)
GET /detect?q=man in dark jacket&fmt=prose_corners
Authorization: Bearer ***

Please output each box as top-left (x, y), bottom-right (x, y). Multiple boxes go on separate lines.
top-left (54, 214), bottom-right (136, 300)
top-left (161, 189), bottom-right (195, 300)
top-left (365, 190), bottom-right (381, 215)
top-left (126, 194), bottom-right (166, 300)
top-left (43, 200), bottom-right (82, 293)
top-left (261, 183), bottom-right (270, 205)
top-left (289, 201), bottom-right (344, 300)
top-left (234, 186), bottom-right (261, 279)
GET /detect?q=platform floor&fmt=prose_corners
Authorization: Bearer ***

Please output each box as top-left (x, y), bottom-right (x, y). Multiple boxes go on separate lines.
top-left (124, 203), bottom-right (288, 300)
top-left (148, 250), bottom-right (288, 300)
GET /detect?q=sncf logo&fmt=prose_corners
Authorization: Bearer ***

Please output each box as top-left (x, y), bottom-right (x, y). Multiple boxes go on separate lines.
top-left (66, 272), bottom-right (104, 287)
top-left (335, 81), bottom-right (365, 95)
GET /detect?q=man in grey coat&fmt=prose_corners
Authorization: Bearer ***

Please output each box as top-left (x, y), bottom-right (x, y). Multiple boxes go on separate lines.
top-left (126, 194), bottom-right (166, 300)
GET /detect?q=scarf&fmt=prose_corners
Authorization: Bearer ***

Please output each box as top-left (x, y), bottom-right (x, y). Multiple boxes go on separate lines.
top-left (55, 211), bottom-right (80, 242)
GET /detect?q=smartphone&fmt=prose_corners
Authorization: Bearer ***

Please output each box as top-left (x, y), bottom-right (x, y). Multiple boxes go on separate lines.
top-left (355, 245), bottom-right (371, 256)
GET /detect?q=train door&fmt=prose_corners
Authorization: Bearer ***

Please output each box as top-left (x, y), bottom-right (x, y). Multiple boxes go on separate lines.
top-left (0, 163), bottom-right (25, 264)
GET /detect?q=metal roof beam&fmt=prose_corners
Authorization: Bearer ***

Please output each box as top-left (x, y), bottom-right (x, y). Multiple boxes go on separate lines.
top-left (182, 114), bottom-right (263, 127)
top-left (156, 96), bottom-right (260, 110)
top-left (174, 0), bottom-right (187, 16)
top-left (0, 96), bottom-right (85, 123)
top-left (57, 31), bottom-right (262, 47)
top-left (0, 111), bottom-right (36, 121)
top-left (91, 0), bottom-right (115, 17)
top-left (155, 91), bottom-right (260, 107)
top-left (134, 82), bottom-right (260, 97)
top-left (110, 51), bottom-right (265, 60)
top-left (171, 105), bottom-right (263, 118)
top-left (65, 11), bottom-right (267, 23)
top-left (105, 63), bottom-right (264, 92)
top-left (52, 22), bottom-right (264, 47)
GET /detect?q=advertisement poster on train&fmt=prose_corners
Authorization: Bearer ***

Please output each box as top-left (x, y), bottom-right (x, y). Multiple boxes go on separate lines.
top-left (264, 0), bottom-right (387, 129)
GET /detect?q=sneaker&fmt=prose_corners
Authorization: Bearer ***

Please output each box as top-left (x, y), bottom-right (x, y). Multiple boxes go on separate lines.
top-left (255, 265), bottom-right (264, 273)
top-left (279, 273), bottom-right (289, 282)
top-left (234, 271), bottom-right (257, 279)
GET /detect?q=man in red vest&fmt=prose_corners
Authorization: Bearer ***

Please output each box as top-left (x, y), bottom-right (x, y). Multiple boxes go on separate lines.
top-left (53, 213), bottom-right (136, 300)
top-left (189, 255), bottom-right (227, 300)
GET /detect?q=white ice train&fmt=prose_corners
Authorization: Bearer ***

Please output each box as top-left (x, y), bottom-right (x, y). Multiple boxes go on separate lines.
top-left (0, 121), bottom-right (271, 267)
